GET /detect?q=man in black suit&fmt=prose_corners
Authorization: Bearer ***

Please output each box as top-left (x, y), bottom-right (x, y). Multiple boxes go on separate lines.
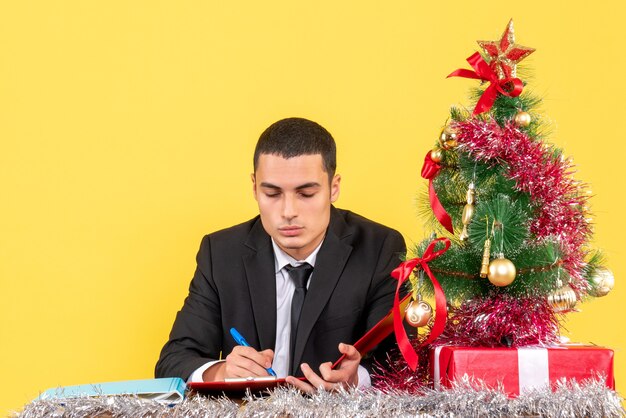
top-left (155, 117), bottom-right (406, 392)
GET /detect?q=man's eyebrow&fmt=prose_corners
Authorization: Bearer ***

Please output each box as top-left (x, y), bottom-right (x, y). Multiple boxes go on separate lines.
top-left (259, 182), bottom-right (321, 190)
top-left (295, 182), bottom-right (321, 190)
top-left (259, 182), bottom-right (281, 190)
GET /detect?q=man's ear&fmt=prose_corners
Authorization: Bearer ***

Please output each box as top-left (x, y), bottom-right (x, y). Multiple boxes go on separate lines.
top-left (330, 174), bottom-right (341, 203)
top-left (251, 173), bottom-right (258, 201)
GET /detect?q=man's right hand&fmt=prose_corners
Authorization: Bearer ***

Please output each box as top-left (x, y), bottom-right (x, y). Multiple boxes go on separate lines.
top-left (202, 346), bottom-right (274, 381)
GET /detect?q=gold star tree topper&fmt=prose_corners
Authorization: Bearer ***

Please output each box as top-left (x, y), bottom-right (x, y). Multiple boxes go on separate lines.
top-left (477, 19), bottom-right (535, 80)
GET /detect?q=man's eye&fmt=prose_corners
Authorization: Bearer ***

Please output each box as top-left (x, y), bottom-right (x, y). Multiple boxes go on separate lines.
top-left (299, 192), bottom-right (315, 198)
top-left (265, 193), bottom-right (281, 198)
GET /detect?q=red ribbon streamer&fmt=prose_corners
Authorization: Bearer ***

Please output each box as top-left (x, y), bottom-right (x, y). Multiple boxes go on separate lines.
top-left (447, 52), bottom-right (524, 115)
top-left (421, 152), bottom-right (454, 234)
top-left (390, 237), bottom-right (450, 371)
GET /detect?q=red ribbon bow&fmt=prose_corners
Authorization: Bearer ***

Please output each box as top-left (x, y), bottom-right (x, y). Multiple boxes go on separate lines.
top-left (421, 152), bottom-right (454, 234)
top-left (447, 52), bottom-right (524, 115)
top-left (390, 237), bottom-right (450, 371)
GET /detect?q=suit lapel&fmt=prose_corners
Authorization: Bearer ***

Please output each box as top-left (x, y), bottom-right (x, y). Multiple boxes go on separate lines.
top-left (242, 219), bottom-right (277, 351)
top-left (291, 208), bottom-right (353, 372)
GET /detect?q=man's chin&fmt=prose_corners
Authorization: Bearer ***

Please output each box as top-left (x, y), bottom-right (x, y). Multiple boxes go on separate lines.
top-left (273, 232), bottom-right (325, 259)
top-left (274, 237), bottom-right (304, 250)
top-left (273, 237), bottom-right (312, 259)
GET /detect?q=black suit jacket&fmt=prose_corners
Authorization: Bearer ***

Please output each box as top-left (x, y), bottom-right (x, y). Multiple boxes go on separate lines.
top-left (155, 207), bottom-right (406, 380)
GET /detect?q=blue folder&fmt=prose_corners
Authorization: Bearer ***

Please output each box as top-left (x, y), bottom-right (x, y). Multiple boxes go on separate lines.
top-left (38, 377), bottom-right (186, 404)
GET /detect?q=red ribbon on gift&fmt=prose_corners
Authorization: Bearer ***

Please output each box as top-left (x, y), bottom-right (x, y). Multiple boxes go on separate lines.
top-left (421, 152), bottom-right (454, 234)
top-left (390, 237), bottom-right (450, 371)
top-left (447, 52), bottom-right (524, 115)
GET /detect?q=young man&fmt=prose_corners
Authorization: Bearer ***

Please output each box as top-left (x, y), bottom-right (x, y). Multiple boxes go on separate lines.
top-left (155, 117), bottom-right (406, 392)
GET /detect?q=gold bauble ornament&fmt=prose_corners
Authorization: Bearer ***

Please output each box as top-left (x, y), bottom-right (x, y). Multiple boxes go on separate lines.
top-left (548, 283), bottom-right (578, 312)
top-left (430, 149), bottom-right (443, 163)
top-left (487, 255), bottom-right (516, 287)
top-left (514, 111), bottom-right (531, 127)
top-left (405, 299), bottom-right (433, 328)
top-left (588, 267), bottom-right (614, 297)
top-left (439, 127), bottom-right (459, 150)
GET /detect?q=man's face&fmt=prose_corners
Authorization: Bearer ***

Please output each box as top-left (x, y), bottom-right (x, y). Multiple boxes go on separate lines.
top-left (252, 153), bottom-right (340, 260)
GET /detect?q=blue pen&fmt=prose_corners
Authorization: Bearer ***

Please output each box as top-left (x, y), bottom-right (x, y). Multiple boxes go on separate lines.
top-left (229, 327), bottom-right (277, 377)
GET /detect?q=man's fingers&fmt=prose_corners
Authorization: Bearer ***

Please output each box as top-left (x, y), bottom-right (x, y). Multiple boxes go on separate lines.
top-left (224, 363), bottom-right (257, 378)
top-left (337, 343), bottom-right (361, 374)
top-left (288, 345), bottom-right (361, 393)
top-left (224, 346), bottom-right (273, 377)
top-left (338, 343), bottom-right (360, 360)
top-left (285, 376), bottom-right (316, 394)
top-left (300, 363), bottom-right (335, 391)
top-left (259, 349), bottom-right (275, 367)
top-left (320, 343), bottom-right (361, 386)
top-left (225, 353), bottom-right (269, 377)
top-left (319, 362), bottom-right (337, 381)
top-left (232, 346), bottom-right (273, 368)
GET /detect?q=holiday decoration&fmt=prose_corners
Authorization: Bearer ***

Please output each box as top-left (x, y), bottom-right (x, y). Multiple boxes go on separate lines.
top-left (479, 237), bottom-right (491, 278)
top-left (477, 19), bottom-right (535, 79)
top-left (395, 19), bottom-right (614, 379)
top-left (458, 182), bottom-right (475, 241)
top-left (447, 52), bottom-right (524, 115)
top-left (439, 126), bottom-right (459, 149)
top-left (436, 295), bottom-right (560, 347)
top-left (547, 280), bottom-right (578, 312)
top-left (513, 110), bottom-right (531, 127)
top-left (430, 148), bottom-right (443, 163)
top-left (391, 237), bottom-right (450, 370)
top-left (405, 298), bottom-right (433, 328)
top-left (405, 270), bottom-right (435, 328)
top-left (431, 345), bottom-right (615, 396)
top-left (17, 383), bottom-right (626, 418)
top-left (404, 17), bottom-right (613, 346)
top-left (487, 254), bottom-right (517, 287)
top-left (588, 267), bottom-right (615, 297)
top-left (421, 152), bottom-right (454, 234)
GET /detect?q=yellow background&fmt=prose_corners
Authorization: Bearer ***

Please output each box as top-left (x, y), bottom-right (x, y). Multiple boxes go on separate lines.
top-left (1, 1), bottom-right (624, 414)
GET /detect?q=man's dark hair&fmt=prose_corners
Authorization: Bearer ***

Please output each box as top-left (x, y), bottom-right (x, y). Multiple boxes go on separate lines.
top-left (253, 117), bottom-right (337, 178)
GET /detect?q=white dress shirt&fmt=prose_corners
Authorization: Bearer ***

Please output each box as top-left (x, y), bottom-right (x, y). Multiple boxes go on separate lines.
top-left (188, 239), bottom-right (370, 388)
top-left (270, 238), bottom-right (321, 377)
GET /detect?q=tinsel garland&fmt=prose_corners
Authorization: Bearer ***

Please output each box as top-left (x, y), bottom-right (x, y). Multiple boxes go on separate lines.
top-left (454, 119), bottom-right (591, 292)
top-left (16, 381), bottom-right (624, 417)
top-left (438, 295), bottom-right (561, 347)
top-left (373, 346), bottom-right (434, 393)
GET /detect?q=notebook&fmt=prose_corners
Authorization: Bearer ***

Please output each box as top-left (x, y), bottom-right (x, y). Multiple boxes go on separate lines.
top-left (38, 377), bottom-right (186, 404)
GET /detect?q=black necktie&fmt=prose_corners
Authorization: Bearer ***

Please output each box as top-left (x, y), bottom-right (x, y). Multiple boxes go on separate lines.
top-left (284, 263), bottom-right (313, 374)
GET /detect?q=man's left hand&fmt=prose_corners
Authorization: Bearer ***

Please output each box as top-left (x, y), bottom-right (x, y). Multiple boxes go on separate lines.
top-left (285, 343), bottom-right (360, 394)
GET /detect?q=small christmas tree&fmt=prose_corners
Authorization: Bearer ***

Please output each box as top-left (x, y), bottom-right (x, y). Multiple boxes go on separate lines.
top-left (398, 20), bottom-right (615, 365)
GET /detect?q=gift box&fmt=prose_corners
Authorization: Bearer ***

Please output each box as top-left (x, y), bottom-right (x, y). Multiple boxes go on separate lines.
top-left (431, 345), bottom-right (615, 396)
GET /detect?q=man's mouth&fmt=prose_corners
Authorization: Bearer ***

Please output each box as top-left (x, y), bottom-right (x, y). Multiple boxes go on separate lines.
top-left (278, 226), bottom-right (303, 237)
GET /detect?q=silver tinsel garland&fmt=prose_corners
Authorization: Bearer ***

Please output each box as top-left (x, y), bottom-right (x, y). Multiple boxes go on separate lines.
top-left (15, 379), bottom-right (625, 418)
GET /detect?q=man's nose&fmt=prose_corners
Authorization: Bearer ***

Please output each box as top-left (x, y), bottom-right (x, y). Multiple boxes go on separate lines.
top-left (282, 194), bottom-right (298, 219)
